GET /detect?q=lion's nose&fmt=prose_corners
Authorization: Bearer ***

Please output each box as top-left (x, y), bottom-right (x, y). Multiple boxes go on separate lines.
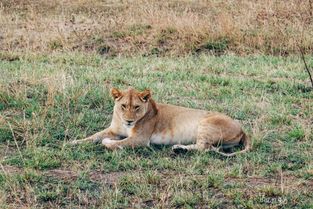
top-left (126, 120), bottom-right (134, 124)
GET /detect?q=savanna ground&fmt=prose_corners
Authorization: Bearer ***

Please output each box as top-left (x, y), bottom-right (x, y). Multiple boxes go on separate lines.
top-left (1, 0), bottom-right (313, 209)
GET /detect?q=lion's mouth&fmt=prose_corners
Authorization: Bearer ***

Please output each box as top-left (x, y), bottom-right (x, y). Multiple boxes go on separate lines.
top-left (123, 122), bottom-right (135, 128)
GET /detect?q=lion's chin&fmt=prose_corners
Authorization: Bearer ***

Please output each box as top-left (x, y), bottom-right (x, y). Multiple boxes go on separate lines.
top-left (123, 123), bottom-right (135, 129)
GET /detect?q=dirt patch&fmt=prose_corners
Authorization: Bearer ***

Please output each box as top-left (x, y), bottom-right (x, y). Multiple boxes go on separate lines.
top-left (225, 175), bottom-right (311, 194)
top-left (0, 165), bottom-right (22, 174)
top-left (0, 165), bottom-right (126, 185)
top-left (0, 145), bottom-right (16, 159)
top-left (1, 165), bottom-right (312, 192)
top-left (44, 168), bottom-right (125, 185)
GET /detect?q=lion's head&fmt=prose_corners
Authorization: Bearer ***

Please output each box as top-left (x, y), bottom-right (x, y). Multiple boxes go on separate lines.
top-left (111, 87), bottom-right (151, 128)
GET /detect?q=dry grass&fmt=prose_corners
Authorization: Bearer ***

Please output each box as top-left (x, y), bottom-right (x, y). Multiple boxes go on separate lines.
top-left (1, 0), bottom-right (313, 56)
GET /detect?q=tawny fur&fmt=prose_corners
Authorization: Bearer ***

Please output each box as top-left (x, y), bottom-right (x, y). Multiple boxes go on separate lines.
top-left (71, 87), bottom-right (251, 156)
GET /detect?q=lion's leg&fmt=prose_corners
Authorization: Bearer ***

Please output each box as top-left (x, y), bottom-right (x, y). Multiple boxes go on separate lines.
top-left (171, 137), bottom-right (213, 152)
top-left (102, 119), bottom-right (156, 150)
top-left (183, 118), bottom-right (249, 156)
top-left (172, 144), bottom-right (198, 151)
top-left (70, 128), bottom-right (118, 145)
top-left (172, 120), bottom-right (218, 152)
top-left (102, 136), bottom-right (150, 150)
top-left (171, 133), bottom-right (208, 152)
top-left (190, 121), bottom-right (218, 151)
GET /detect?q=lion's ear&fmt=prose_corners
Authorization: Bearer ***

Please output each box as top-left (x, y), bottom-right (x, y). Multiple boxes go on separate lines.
top-left (138, 89), bottom-right (151, 102)
top-left (111, 88), bottom-right (122, 101)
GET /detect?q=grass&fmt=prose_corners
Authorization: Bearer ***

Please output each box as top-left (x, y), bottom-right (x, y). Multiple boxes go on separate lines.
top-left (1, 0), bottom-right (313, 56)
top-left (0, 52), bottom-right (312, 208)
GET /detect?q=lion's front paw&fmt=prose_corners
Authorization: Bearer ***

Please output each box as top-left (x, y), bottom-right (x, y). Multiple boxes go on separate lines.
top-left (102, 138), bottom-right (114, 144)
top-left (102, 138), bottom-right (120, 150)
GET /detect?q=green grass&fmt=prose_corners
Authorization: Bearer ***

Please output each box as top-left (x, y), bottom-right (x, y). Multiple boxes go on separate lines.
top-left (0, 52), bottom-right (312, 208)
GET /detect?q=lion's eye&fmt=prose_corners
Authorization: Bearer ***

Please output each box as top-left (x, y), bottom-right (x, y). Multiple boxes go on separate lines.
top-left (134, 105), bottom-right (140, 111)
top-left (121, 104), bottom-right (126, 110)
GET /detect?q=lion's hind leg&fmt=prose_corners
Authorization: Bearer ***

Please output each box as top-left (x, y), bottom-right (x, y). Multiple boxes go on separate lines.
top-left (171, 119), bottom-right (216, 153)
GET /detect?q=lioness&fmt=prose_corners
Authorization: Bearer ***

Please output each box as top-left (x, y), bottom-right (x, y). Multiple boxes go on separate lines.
top-left (71, 87), bottom-right (250, 156)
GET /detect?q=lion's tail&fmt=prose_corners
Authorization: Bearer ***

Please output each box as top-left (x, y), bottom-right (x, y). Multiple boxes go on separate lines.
top-left (212, 132), bottom-right (251, 157)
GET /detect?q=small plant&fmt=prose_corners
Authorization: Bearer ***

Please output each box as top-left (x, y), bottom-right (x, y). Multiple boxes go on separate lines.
top-left (172, 191), bottom-right (200, 208)
top-left (196, 38), bottom-right (230, 54)
top-left (97, 44), bottom-right (111, 55)
top-left (48, 40), bottom-right (63, 50)
top-left (206, 173), bottom-right (224, 189)
top-left (287, 125), bottom-right (305, 142)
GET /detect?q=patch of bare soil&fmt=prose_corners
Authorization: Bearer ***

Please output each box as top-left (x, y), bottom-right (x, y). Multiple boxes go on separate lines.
top-left (1, 165), bottom-right (312, 192)
top-left (45, 168), bottom-right (125, 185)
top-left (0, 144), bottom-right (16, 158)
top-left (0, 165), bottom-right (125, 185)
